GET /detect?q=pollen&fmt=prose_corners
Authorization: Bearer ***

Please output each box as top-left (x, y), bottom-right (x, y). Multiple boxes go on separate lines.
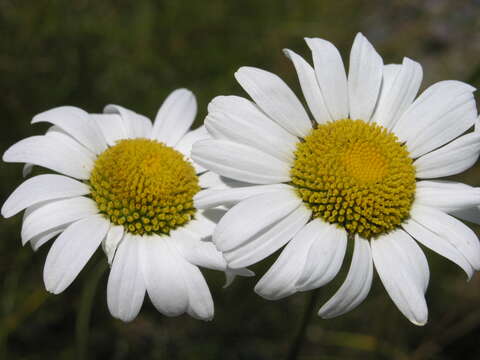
top-left (89, 138), bottom-right (200, 236)
top-left (290, 119), bottom-right (415, 239)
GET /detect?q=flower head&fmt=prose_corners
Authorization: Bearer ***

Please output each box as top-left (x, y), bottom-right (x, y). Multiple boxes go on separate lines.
top-left (3, 89), bottom-right (252, 322)
top-left (192, 33), bottom-right (480, 325)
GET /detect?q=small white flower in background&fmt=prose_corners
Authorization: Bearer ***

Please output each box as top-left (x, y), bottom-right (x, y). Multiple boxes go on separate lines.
top-left (2, 88), bottom-right (253, 322)
top-left (192, 33), bottom-right (480, 326)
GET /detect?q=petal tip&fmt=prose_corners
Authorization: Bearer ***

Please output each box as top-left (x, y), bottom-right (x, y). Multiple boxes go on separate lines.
top-left (235, 66), bottom-right (258, 77)
top-left (411, 318), bottom-right (428, 326)
top-left (172, 87), bottom-right (193, 96)
top-left (1, 204), bottom-right (12, 218)
top-left (198, 311), bottom-right (214, 321)
top-left (44, 281), bottom-right (62, 295)
top-left (353, 32), bottom-right (365, 41)
top-left (317, 306), bottom-right (336, 319)
top-left (114, 311), bottom-right (137, 323)
top-left (2, 144), bottom-right (16, 162)
top-left (31, 113), bottom-right (45, 124)
top-left (283, 48), bottom-right (292, 58)
top-left (103, 104), bottom-right (117, 114)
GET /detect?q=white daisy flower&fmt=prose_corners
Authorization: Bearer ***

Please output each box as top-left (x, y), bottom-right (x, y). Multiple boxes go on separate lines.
top-left (2, 89), bottom-right (252, 322)
top-left (191, 33), bottom-right (480, 326)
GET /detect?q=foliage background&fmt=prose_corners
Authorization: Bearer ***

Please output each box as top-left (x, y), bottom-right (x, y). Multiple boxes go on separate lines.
top-left (1, 0), bottom-right (480, 359)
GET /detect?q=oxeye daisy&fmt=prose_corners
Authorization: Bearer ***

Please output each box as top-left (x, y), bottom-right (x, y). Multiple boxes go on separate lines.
top-left (191, 33), bottom-right (480, 325)
top-left (2, 89), bottom-right (252, 322)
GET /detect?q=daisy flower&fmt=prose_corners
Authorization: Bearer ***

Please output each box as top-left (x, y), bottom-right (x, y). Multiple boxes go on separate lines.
top-left (2, 89), bottom-right (251, 322)
top-left (191, 33), bottom-right (480, 325)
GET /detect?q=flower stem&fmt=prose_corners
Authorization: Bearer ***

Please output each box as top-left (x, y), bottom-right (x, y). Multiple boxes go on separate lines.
top-left (76, 259), bottom-right (108, 360)
top-left (286, 289), bottom-right (320, 360)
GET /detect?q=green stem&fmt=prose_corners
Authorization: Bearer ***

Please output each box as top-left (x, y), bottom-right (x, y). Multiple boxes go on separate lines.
top-left (286, 289), bottom-right (320, 360)
top-left (76, 260), bottom-right (108, 360)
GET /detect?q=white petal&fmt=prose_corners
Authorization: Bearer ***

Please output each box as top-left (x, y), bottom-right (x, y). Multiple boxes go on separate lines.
top-left (91, 114), bottom-right (128, 146)
top-left (23, 163), bottom-right (34, 177)
top-left (386, 229), bottom-right (429, 293)
top-left (415, 181), bottom-right (480, 212)
top-left (107, 234), bottom-right (146, 322)
top-left (296, 220), bottom-right (347, 291)
top-left (2, 174), bottom-right (90, 218)
top-left (173, 227), bottom-right (227, 271)
top-left (102, 225), bottom-right (125, 265)
top-left (254, 220), bottom-right (319, 300)
top-left (393, 81), bottom-right (476, 157)
top-left (198, 171), bottom-right (228, 189)
top-left (104, 104), bottom-right (152, 139)
top-left (224, 267), bottom-right (255, 288)
top-left (175, 125), bottom-right (209, 160)
top-left (409, 205), bottom-right (480, 271)
top-left (139, 236), bottom-right (189, 317)
top-left (30, 227), bottom-right (65, 251)
top-left (3, 134), bottom-right (94, 179)
top-left (234, 67), bottom-right (311, 137)
top-left (194, 184), bottom-right (291, 209)
top-left (32, 106), bottom-right (107, 154)
top-left (213, 189), bottom-right (302, 252)
top-left (451, 206), bottom-right (480, 225)
top-left (21, 197), bottom-right (98, 245)
top-left (402, 218), bottom-right (474, 279)
top-left (348, 33), bottom-right (384, 122)
top-left (151, 89), bottom-right (197, 147)
top-left (319, 235), bottom-right (373, 319)
top-left (43, 214), bottom-right (109, 294)
top-left (305, 37), bottom-right (349, 120)
top-left (372, 57), bottom-right (422, 130)
top-left (414, 132), bottom-right (480, 178)
top-left (142, 233), bottom-right (213, 320)
top-left (370, 64), bottom-right (401, 121)
top-left (192, 139), bottom-right (291, 184)
top-left (198, 171), bottom-right (248, 190)
top-left (283, 49), bottom-right (332, 124)
top-left (206, 95), bottom-right (299, 162)
top-left (371, 231), bottom-right (428, 326)
top-left (183, 209), bottom-right (223, 239)
top-left (224, 204), bottom-right (311, 269)
top-left (182, 261), bottom-right (214, 320)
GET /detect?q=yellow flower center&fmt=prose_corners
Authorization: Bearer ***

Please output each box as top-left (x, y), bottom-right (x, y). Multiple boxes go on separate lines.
top-left (89, 138), bottom-right (200, 236)
top-left (290, 119), bottom-right (415, 239)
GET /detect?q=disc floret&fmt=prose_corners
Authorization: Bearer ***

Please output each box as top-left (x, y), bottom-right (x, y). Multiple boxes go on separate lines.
top-left (291, 119), bottom-right (415, 239)
top-left (89, 138), bottom-right (200, 236)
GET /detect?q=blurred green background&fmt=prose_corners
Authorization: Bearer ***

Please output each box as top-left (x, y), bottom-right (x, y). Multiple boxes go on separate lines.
top-left (2, 0), bottom-right (480, 359)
